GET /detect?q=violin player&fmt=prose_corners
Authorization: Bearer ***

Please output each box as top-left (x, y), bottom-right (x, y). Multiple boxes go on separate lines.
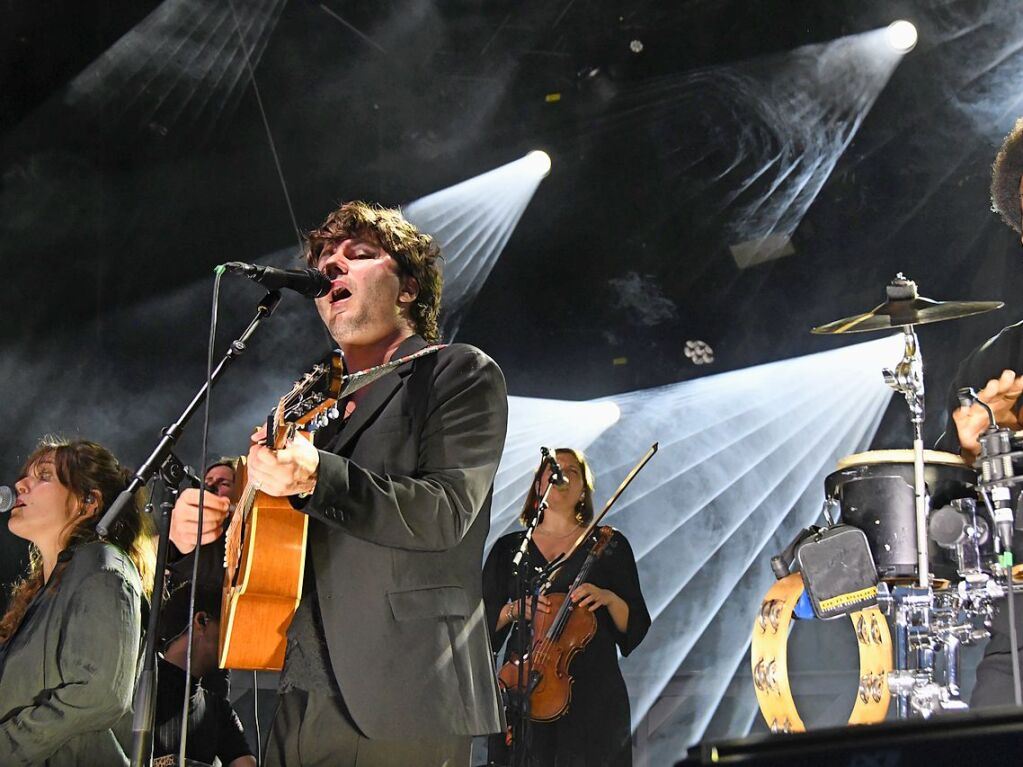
top-left (483, 448), bottom-right (650, 766)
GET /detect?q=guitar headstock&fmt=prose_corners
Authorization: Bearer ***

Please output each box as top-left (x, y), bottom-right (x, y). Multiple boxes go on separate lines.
top-left (266, 351), bottom-right (344, 449)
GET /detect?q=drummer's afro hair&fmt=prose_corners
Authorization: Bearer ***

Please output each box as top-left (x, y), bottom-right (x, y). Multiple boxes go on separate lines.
top-left (991, 117), bottom-right (1023, 233)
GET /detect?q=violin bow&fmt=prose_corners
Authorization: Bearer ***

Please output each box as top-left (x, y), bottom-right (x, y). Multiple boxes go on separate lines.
top-left (539, 442), bottom-right (658, 578)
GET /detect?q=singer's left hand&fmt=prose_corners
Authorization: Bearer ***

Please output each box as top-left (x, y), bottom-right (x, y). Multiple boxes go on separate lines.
top-left (247, 425), bottom-right (319, 497)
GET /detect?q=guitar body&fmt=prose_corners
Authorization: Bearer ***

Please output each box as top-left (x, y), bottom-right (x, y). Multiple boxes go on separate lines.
top-left (218, 352), bottom-right (343, 671)
top-left (218, 456), bottom-right (310, 671)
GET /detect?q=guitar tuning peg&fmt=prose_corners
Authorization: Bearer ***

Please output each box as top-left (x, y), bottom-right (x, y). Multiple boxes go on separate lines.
top-left (328, 405), bottom-right (340, 420)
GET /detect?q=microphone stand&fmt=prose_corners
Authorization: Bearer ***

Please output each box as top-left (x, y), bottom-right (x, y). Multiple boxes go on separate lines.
top-left (129, 456), bottom-right (185, 767)
top-left (93, 290), bottom-right (283, 767)
top-left (97, 290), bottom-right (281, 537)
top-left (508, 475), bottom-right (556, 767)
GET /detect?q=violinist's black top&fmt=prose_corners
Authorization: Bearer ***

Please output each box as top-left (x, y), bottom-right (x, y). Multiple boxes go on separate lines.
top-left (482, 527), bottom-right (651, 767)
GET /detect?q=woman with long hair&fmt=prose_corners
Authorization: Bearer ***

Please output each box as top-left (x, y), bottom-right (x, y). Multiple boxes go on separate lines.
top-left (483, 448), bottom-right (650, 766)
top-left (0, 437), bottom-right (155, 765)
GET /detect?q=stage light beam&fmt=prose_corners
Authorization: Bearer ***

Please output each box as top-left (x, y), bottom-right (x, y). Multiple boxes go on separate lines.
top-left (404, 151), bottom-right (551, 338)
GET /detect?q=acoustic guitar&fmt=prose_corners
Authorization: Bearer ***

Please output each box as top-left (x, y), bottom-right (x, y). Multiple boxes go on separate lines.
top-left (218, 352), bottom-right (343, 671)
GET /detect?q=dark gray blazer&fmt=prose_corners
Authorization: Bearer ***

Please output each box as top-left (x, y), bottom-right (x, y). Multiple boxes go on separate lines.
top-left (0, 541), bottom-right (143, 766)
top-left (301, 335), bottom-right (507, 738)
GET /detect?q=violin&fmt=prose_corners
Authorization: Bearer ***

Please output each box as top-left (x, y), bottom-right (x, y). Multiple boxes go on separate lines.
top-left (498, 525), bottom-right (617, 721)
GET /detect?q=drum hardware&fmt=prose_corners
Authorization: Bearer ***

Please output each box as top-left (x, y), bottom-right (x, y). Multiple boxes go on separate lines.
top-left (881, 582), bottom-right (991, 717)
top-left (751, 276), bottom-right (1006, 729)
top-left (956, 388), bottom-right (1023, 706)
top-left (768, 499), bottom-right (839, 580)
top-left (883, 324), bottom-right (930, 590)
top-left (812, 275), bottom-right (999, 589)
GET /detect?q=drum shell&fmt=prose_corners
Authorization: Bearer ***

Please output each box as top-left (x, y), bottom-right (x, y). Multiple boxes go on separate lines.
top-left (824, 460), bottom-right (976, 581)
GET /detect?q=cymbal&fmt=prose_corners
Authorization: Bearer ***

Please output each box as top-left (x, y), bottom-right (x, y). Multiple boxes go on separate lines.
top-left (811, 275), bottom-right (1003, 335)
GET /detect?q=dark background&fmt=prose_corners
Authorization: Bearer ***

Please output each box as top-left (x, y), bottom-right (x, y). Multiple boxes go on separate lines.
top-left (3, 0), bottom-right (1022, 762)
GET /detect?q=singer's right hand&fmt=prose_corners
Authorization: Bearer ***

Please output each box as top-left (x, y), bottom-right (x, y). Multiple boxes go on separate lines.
top-left (169, 488), bottom-right (231, 554)
top-left (953, 369), bottom-right (1023, 463)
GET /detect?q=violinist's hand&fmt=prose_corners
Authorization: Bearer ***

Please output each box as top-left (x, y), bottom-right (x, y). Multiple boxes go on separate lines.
top-left (953, 369), bottom-right (1023, 463)
top-left (169, 488), bottom-right (231, 554)
top-left (571, 583), bottom-right (616, 612)
top-left (498, 595), bottom-right (550, 630)
top-left (572, 583), bottom-right (630, 633)
top-left (247, 425), bottom-right (319, 498)
top-left (519, 595), bottom-right (552, 621)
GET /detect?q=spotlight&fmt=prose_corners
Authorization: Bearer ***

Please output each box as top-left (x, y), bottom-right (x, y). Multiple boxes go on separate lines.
top-left (403, 150), bottom-right (553, 338)
top-left (684, 340), bottom-right (715, 366)
top-left (526, 150), bottom-right (552, 177)
top-left (886, 20), bottom-right (917, 52)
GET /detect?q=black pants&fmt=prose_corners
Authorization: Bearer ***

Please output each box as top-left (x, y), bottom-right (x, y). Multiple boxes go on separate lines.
top-left (971, 596), bottom-right (1023, 710)
top-left (972, 651), bottom-right (1023, 708)
top-left (265, 688), bottom-right (471, 767)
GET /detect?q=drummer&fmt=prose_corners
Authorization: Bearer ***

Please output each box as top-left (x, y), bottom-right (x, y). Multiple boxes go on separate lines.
top-left (943, 116), bottom-right (1023, 708)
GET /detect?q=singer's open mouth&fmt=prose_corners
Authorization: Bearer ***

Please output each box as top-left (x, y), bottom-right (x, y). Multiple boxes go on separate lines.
top-left (330, 287), bottom-right (352, 303)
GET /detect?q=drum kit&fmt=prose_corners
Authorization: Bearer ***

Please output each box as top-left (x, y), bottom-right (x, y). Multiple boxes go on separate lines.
top-left (753, 273), bottom-right (1023, 731)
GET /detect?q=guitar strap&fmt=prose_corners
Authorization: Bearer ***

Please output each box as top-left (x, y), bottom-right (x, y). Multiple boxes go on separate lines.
top-left (336, 344), bottom-right (446, 400)
top-left (317, 343), bottom-right (445, 451)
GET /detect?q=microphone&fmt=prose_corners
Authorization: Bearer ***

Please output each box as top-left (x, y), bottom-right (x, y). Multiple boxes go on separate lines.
top-left (541, 447), bottom-right (568, 487)
top-left (223, 262), bottom-right (331, 298)
top-left (0, 486), bottom-right (15, 513)
top-left (981, 429), bottom-right (1016, 554)
top-left (958, 386), bottom-right (1017, 552)
top-left (930, 502), bottom-right (989, 549)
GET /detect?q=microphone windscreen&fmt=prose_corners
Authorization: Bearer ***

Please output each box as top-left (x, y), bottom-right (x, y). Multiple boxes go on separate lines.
top-left (929, 505), bottom-right (968, 548)
top-left (0, 485), bottom-right (15, 513)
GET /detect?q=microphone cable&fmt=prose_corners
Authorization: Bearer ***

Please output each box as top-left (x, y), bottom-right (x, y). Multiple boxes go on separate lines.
top-left (177, 264), bottom-right (225, 766)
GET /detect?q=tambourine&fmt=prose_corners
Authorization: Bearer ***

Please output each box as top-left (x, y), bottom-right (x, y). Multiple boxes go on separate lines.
top-left (751, 572), bottom-right (892, 732)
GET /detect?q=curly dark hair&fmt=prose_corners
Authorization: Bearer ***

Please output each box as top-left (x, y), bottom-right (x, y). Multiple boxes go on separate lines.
top-left (304, 201), bottom-right (443, 343)
top-left (991, 117), bottom-right (1023, 233)
top-left (518, 448), bottom-right (597, 527)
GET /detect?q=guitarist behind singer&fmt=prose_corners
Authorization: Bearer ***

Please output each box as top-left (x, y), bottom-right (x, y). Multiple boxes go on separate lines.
top-left (169, 201), bottom-right (508, 767)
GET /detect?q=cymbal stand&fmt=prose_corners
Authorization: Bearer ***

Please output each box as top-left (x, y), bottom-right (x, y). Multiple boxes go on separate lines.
top-left (882, 325), bottom-right (929, 590)
top-left (882, 325), bottom-right (939, 717)
top-left (880, 327), bottom-right (995, 716)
